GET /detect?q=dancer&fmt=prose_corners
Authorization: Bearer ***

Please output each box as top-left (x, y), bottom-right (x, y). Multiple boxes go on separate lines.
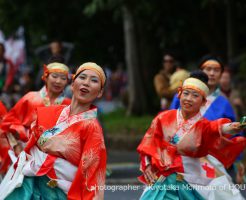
top-left (138, 71), bottom-right (246, 199)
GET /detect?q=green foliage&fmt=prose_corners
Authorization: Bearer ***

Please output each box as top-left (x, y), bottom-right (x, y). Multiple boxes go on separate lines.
top-left (102, 108), bottom-right (153, 135)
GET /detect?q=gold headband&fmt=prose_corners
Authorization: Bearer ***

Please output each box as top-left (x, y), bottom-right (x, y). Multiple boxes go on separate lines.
top-left (42, 62), bottom-right (69, 80)
top-left (201, 60), bottom-right (221, 69)
top-left (182, 77), bottom-right (209, 97)
top-left (73, 62), bottom-right (106, 86)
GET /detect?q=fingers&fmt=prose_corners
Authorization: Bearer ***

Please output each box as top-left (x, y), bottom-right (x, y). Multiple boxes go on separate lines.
top-left (144, 165), bottom-right (158, 185)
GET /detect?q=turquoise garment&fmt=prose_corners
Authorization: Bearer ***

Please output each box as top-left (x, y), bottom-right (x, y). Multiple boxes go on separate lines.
top-left (140, 173), bottom-right (205, 200)
top-left (5, 176), bottom-right (67, 200)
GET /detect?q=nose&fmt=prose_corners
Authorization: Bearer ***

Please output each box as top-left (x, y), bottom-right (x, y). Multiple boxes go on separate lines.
top-left (82, 77), bottom-right (90, 86)
top-left (55, 77), bottom-right (63, 84)
top-left (184, 93), bottom-right (192, 101)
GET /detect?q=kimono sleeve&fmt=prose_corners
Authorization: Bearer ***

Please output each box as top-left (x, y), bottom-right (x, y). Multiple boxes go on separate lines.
top-left (68, 121), bottom-right (107, 200)
top-left (137, 113), bottom-right (182, 182)
top-left (204, 118), bottom-right (246, 168)
top-left (0, 93), bottom-right (32, 142)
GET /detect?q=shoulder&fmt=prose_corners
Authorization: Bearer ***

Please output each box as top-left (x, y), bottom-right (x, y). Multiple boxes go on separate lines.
top-left (155, 109), bottom-right (177, 122)
top-left (216, 95), bottom-right (231, 105)
top-left (20, 91), bottom-right (40, 100)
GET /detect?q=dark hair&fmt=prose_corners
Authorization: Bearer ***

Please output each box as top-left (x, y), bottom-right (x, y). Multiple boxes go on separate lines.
top-left (0, 43), bottom-right (5, 52)
top-left (189, 70), bottom-right (209, 85)
top-left (198, 55), bottom-right (224, 72)
top-left (163, 51), bottom-right (176, 60)
top-left (47, 55), bottom-right (65, 64)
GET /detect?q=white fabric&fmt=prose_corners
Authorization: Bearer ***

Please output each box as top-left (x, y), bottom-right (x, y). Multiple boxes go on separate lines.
top-left (181, 156), bottom-right (244, 199)
top-left (190, 176), bottom-right (244, 200)
top-left (0, 151), bottom-right (27, 200)
top-left (22, 146), bottom-right (77, 194)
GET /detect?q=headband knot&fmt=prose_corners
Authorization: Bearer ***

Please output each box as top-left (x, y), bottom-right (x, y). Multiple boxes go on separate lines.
top-left (42, 62), bottom-right (69, 80)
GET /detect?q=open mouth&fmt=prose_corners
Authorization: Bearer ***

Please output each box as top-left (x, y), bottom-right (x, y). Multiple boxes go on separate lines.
top-left (80, 88), bottom-right (89, 93)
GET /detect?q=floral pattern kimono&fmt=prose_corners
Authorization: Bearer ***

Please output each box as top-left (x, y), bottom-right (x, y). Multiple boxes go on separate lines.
top-left (0, 87), bottom-right (70, 174)
top-left (0, 105), bottom-right (106, 200)
top-left (137, 109), bottom-right (246, 200)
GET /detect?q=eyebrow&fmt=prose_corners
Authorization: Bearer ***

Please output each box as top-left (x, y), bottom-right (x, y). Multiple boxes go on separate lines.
top-left (79, 73), bottom-right (99, 79)
top-left (183, 90), bottom-right (200, 95)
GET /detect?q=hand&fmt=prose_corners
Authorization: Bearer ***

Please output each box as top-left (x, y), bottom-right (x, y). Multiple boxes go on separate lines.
top-left (232, 122), bottom-right (245, 132)
top-left (222, 122), bottom-right (245, 134)
top-left (14, 143), bottom-right (23, 156)
top-left (143, 165), bottom-right (158, 185)
top-left (236, 163), bottom-right (245, 184)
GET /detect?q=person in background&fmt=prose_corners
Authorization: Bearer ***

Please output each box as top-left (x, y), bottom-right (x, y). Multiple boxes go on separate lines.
top-left (0, 43), bottom-right (16, 93)
top-left (154, 53), bottom-right (177, 110)
top-left (0, 59), bottom-right (71, 176)
top-left (0, 62), bottom-right (107, 200)
top-left (170, 55), bottom-right (235, 121)
top-left (220, 68), bottom-right (245, 120)
top-left (35, 40), bottom-right (65, 90)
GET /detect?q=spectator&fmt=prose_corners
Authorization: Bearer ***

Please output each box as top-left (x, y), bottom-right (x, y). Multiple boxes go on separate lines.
top-left (154, 53), bottom-right (177, 110)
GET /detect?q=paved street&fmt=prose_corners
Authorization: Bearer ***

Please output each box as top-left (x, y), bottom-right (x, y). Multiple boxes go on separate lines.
top-left (105, 150), bottom-right (143, 199)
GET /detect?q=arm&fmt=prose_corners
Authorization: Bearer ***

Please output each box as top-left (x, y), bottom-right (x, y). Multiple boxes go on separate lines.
top-left (1, 93), bottom-right (32, 142)
top-left (205, 119), bottom-right (246, 168)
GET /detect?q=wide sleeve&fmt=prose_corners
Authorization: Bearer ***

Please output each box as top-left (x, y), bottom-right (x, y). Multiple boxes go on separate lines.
top-left (0, 93), bottom-right (34, 142)
top-left (67, 121), bottom-right (107, 200)
top-left (137, 114), bottom-right (182, 183)
top-left (203, 118), bottom-right (246, 168)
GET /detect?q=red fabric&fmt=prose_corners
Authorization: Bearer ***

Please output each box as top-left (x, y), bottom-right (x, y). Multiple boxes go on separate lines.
top-left (36, 154), bottom-right (57, 179)
top-left (3, 59), bottom-right (15, 91)
top-left (1, 91), bottom-right (70, 141)
top-left (137, 110), bottom-right (246, 183)
top-left (0, 93), bottom-right (70, 174)
top-left (25, 105), bottom-right (107, 200)
top-left (202, 162), bottom-right (216, 178)
top-left (0, 101), bottom-right (9, 174)
top-left (0, 101), bottom-right (7, 119)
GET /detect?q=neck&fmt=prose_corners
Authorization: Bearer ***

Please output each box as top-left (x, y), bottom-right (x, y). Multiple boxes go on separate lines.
top-left (47, 90), bottom-right (59, 104)
top-left (208, 85), bottom-right (217, 94)
top-left (70, 97), bottom-right (91, 115)
top-left (181, 109), bottom-right (198, 120)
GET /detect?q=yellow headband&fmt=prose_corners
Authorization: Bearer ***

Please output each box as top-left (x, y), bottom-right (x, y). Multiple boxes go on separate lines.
top-left (42, 62), bottom-right (69, 80)
top-left (201, 60), bottom-right (221, 69)
top-left (73, 62), bottom-right (106, 86)
top-left (182, 77), bottom-right (209, 97)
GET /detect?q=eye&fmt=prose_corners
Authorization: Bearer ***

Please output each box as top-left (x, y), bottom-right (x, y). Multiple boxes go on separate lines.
top-left (91, 78), bottom-right (99, 83)
top-left (61, 76), bottom-right (67, 81)
top-left (79, 75), bottom-right (86, 80)
top-left (51, 74), bottom-right (58, 78)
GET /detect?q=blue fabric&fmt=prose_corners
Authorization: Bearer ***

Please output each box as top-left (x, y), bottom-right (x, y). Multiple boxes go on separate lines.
top-left (5, 176), bottom-right (67, 200)
top-left (140, 173), bottom-right (205, 200)
top-left (169, 94), bottom-right (236, 122)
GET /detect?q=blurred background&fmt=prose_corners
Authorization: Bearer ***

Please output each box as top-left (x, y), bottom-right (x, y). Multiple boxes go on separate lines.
top-left (0, 0), bottom-right (246, 199)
